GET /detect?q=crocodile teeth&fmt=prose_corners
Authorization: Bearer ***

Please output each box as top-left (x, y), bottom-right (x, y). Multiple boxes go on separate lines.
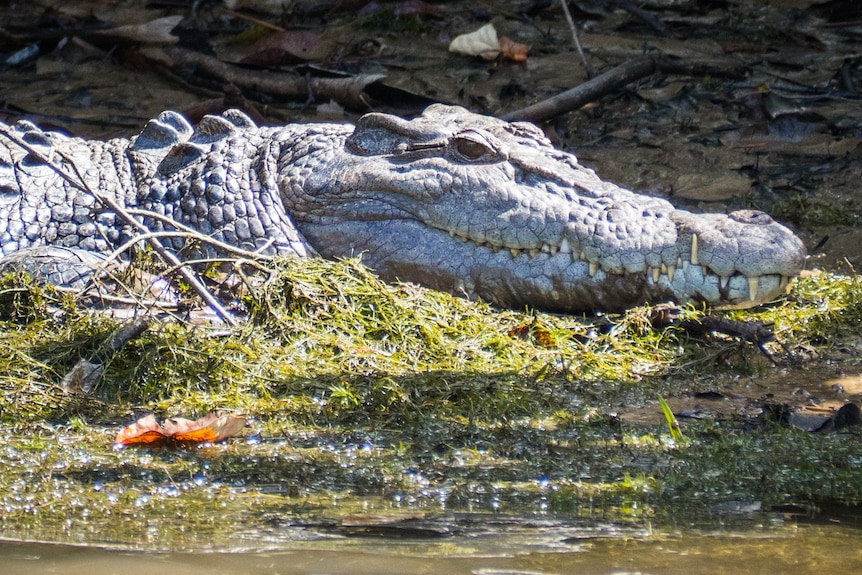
top-left (691, 234), bottom-right (699, 265)
top-left (651, 267), bottom-right (660, 282)
top-left (589, 261), bottom-right (598, 277)
top-left (580, 250), bottom-right (586, 261)
top-left (547, 244), bottom-right (558, 255)
top-left (529, 248), bottom-right (539, 258)
top-left (510, 248), bottom-right (521, 258)
top-left (720, 275), bottom-right (730, 289)
top-left (666, 265), bottom-right (676, 282)
top-left (748, 276), bottom-right (759, 302)
top-left (779, 275), bottom-right (790, 292)
top-left (559, 238), bottom-right (572, 254)
top-left (702, 265), bottom-right (708, 276)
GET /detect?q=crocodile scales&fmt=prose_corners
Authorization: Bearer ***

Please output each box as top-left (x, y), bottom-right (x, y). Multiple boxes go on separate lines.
top-left (0, 104), bottom-right (806, 312)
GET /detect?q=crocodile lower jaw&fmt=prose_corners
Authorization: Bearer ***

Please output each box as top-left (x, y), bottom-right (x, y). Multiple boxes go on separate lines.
top-left (446, 230), bottom-right (792, 305)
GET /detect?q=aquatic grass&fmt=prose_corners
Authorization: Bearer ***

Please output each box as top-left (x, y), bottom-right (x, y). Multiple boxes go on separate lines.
top-left (663, 421), bottom-right (862, 507)
top-left (1, 259), bottom-right (862, 549)
top-left (778, 271), bottom-right (862, 338)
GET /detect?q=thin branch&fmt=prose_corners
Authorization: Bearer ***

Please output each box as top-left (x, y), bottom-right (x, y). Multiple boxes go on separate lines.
top-left (122, 209), bottom-right (279, 258)
top-left (560, 0), bottom-right (593, 77)
top-left (0, 124), bottom-right (238, 326)
top-left (164, 47), bottom-right (384, 110)
top-left (612, 0), bottom-right (667, 35)
top-left (503, 55), bottom-right (659, 123)
top-left (102, 230), bottom-right (275, 271)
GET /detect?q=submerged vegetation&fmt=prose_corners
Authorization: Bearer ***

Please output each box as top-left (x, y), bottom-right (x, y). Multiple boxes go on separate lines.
top-left (1, 259), bottom-right (861, 549)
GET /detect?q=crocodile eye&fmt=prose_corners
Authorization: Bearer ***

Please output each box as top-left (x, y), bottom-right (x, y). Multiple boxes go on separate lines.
top-left (450, 130), bottom-right (503, 162)
top-left (455, 137), bottom-right (489, 160)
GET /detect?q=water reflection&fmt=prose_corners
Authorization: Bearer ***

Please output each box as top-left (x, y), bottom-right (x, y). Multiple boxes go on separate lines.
top-left (2, 521), bottom-right (861, 575)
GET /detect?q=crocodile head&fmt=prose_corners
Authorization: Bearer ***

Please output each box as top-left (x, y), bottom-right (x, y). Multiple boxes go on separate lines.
top-left (286, 104), bottom-right (806, 312)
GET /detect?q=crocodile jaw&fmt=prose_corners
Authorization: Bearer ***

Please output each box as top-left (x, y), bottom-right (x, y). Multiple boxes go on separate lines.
top-left (288, 105), bottom-right (805, 312)
top-left (299, 213), bottom-right (803, 313)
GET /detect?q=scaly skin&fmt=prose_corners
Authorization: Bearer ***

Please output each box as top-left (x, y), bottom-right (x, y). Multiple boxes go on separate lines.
top-left (0, 105), bottom-right (805, 312)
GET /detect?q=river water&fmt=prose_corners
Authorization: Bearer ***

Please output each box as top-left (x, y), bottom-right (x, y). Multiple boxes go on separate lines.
top-left (3, 519), bottom-right (861, 575)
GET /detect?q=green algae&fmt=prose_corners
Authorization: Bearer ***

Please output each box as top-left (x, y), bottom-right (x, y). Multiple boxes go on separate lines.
top-left (0, 259), bottom-right (861, 549)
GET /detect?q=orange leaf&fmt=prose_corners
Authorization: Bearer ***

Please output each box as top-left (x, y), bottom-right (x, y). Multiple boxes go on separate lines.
top-left (507, 322), bottom-right (555, 347)
top-left (163, 414), bottom-right (217, 441)
top-left (508, 323), bottom-right (531, 340)
top-left (499, 36), bottom-right (529, 62)
top-left (208, 414), bottom-right (248, 442)
top-left (114, 414), bottom-right (169, 447)
top-left (165, 414), bottom-right (247, 444)
top-left (114, 413), bottom-right (247, 448)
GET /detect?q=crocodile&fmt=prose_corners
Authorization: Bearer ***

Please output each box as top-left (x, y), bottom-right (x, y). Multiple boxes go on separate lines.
top-left (0, 104), bottom-right (805, 312)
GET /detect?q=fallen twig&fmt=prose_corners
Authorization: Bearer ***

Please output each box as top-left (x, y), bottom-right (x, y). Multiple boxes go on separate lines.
top-left (61, 316), bottom-right (152, 394)
top-left (560, 0), bottom-right (593, 77)
top-left (613, 0), bottom-right (667, 35)
top-left (503, 55), bottom-right (659, 123)
top-left (164, 47), bottom-right (384, 110)
top-left (102, 230), bottom-right (275, 269)
top-left (504, 56), bottom-right (747, 123)
top-left (0, 125), bottom-right (238, 326)
top-left (123, 208), bottom-right (285, 257)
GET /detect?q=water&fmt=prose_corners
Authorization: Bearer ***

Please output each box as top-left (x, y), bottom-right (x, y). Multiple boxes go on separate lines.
top-left (2, 518), bottom-right (861, 575)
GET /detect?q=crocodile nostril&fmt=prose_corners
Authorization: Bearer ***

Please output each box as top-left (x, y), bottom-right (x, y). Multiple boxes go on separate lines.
top-left (729, 210), bottom-right (774, 225)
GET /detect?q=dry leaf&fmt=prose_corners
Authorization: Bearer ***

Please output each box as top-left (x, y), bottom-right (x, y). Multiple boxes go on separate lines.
top-left (164, 413), bottom-right (248, 443)
top-left (60, 359), bottom-right (102, 394)
top-left (508, 322), bottom-right (555, 347)
top-left (240, 30), bottom-right (328, 66)
top-left (449, 23), bottom-right (500, 60)
top-left (113, 414), bottom-right (167, 447)
top-left (499, 36), bottom-right (529, 62)
top-left (114, 413), bottom-right (247, 447)
top-left (95, 16), bottom-right (183, 45)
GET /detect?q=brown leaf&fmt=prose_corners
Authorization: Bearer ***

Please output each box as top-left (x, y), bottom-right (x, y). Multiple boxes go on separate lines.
top-left (60, 359), bottom-right (103, 394)
top-left (162, 414), bottom-right (216, 441)
top-left (114, 414), bottom-right (168, 447)
top-left (240, 30), bottom-right (328, 66)
top-left (95, 16), bottom-right (183, 45)
top-left (507, 321), bottom-right (555, 347)
top-left (114, 413), bottom-right (247, 447)
top-left (508, 323), bottom-right (531, 340)
top-left (499, 36), bottom-right (529, 62)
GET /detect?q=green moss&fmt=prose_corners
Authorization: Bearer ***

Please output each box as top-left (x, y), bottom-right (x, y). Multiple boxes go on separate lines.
top-left (1, 258), bottom-right (861, 549)
top-left (772, 194), bottom-right (860, 228)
